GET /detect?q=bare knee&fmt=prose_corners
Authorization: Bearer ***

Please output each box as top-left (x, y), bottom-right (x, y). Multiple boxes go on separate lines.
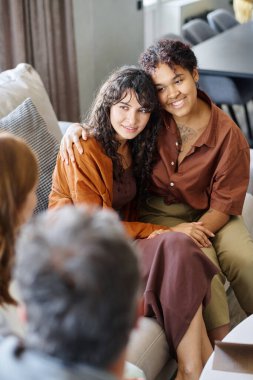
top-left (176, 361), bottom-right (202, 380)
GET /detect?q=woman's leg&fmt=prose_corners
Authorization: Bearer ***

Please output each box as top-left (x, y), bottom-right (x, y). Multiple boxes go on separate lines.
top-left (175, 306), bottom-right (212, 380)
top-left (137, 232), bottom-right (217, 364)
top-left (201, 315), bottom-right (213, 365)
top-left (213, 216), bottom-right (253, 315)
top-left (200, 252), bottom-right (230, 345)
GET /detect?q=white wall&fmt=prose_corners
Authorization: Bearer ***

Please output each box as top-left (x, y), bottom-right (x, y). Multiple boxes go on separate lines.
top-left (210, 0), bottom-right (233, 11)
top-left (73, 0), bottom-right (144, 119)
top-left (144, 0), bottom-right (233, 47)
top-left (73, 0), bottom-right (94, 120)
top-left (73, 0), bottom-right (233, 118)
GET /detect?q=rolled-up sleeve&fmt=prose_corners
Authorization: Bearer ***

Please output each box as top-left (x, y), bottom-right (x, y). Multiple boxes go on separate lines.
top-left (210, 147), bottom-right (249, 215)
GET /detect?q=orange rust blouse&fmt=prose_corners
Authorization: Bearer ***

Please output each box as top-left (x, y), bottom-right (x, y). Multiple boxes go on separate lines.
top-left (49, 138), bottom-right (167, 239)
top-left (150, 90), bottom-right (250, 215)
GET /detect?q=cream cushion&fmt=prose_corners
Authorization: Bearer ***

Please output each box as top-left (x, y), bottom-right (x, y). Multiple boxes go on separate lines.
top-left (0, 63), bottom-right (61, 142)
top-left (127, 318), bottom-right (176, 380)
top-left (243, 193), bottom-right (253, 238)
top-left (248, 149), bottom-right (253, 194)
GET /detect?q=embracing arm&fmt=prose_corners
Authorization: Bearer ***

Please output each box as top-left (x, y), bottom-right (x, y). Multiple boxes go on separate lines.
top-left (60, 123), bottom-right (89, 164)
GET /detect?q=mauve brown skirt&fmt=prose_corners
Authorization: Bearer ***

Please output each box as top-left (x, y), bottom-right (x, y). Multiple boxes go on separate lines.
top-left (136, 232), bottom-right (218, 358)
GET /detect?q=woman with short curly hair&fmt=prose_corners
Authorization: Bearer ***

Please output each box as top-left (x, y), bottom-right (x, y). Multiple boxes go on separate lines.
top-left (138, 38), bottom-right (252, 346)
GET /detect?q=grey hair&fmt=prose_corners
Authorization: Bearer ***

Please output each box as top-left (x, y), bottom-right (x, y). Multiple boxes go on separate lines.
top-left (15, 205), bottom-right (141, 368)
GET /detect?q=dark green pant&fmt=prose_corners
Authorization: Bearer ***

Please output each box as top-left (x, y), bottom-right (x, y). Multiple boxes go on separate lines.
top-left (139, 196), bottom-right (253, 330)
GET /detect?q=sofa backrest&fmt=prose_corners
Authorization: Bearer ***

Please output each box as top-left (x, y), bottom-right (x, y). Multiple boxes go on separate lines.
top-left (0, 63), bottom-right (61, 142)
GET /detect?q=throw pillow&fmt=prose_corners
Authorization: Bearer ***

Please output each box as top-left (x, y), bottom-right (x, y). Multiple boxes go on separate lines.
top-left (0, 98), bottom-right (59, 213)
top-left (0, 63), bottom-right (62, 142)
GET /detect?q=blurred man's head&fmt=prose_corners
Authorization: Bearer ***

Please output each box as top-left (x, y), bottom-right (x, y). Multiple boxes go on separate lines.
top-left (15, 205), bottom-right (141, 371)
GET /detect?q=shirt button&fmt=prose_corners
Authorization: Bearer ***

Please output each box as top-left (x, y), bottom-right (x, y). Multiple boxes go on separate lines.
top-left (170, 182), bottom-right (174, 187)
top-left (175, 141), bottom-right (179, 146)
top-left (171, 161), bottom-right (175, 166)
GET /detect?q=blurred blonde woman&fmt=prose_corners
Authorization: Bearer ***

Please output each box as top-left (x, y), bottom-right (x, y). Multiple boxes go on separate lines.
top-left (234, 0), bottom-right (253, 23)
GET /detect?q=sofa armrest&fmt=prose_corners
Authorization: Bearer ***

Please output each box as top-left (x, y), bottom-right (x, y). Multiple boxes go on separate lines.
top-left (126, 317), bottom-right (176, 380)
top-left (248, 149), bottom-right (253, 194)
top-left (0, 63), bottom-right (62, 142)
top-left (242, 192), bottom-right (253, 238)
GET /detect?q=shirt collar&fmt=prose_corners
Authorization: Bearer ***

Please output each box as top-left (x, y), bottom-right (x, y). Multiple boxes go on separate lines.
top-left (193, 89), bottom-right (218, 148)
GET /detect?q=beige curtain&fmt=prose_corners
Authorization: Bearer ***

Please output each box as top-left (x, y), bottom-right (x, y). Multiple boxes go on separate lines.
top-left (0, 0), bottom-right (80, 122)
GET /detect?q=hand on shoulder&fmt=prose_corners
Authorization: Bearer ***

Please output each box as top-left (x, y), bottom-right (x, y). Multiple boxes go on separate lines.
top-left (60, 123), bottom-right (90, 164)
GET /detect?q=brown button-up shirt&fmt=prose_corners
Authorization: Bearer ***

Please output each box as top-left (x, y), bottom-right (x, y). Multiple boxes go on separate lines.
top-left (150, 90), bottom-right (250, 215)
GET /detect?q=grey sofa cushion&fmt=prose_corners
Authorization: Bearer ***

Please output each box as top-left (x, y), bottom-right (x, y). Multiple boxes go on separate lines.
top-left (0, 98), bottom-right (59, 213)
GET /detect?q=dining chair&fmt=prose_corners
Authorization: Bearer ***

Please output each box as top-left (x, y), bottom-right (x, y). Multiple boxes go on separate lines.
top-left (207, 8), bottom-right (239, 33)
top-left (198, 75), bottom-right (253, 142)
top-left (182, 18), bottom-right (217, 45)
top-left (181, 18), bottom-right (253, 143)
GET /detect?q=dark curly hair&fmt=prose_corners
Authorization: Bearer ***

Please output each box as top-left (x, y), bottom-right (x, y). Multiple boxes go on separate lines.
top-left (84, 66), bottom-right (161, 200)
top-left (139, 39), bottom-right (198, 75)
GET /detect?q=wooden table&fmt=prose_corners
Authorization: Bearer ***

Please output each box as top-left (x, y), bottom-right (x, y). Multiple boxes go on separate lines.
top-left (192, 21), bottom-right (253, 79)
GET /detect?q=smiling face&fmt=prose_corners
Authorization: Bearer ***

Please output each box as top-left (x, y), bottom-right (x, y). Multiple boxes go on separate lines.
top-left (110, 90), bottom-right (151, 143)
top-left (151, 63), bottom-right (199, 122)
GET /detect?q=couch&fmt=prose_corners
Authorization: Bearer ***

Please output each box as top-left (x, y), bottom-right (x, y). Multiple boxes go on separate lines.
top-left (1, 63), bottom-right (253, 380)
